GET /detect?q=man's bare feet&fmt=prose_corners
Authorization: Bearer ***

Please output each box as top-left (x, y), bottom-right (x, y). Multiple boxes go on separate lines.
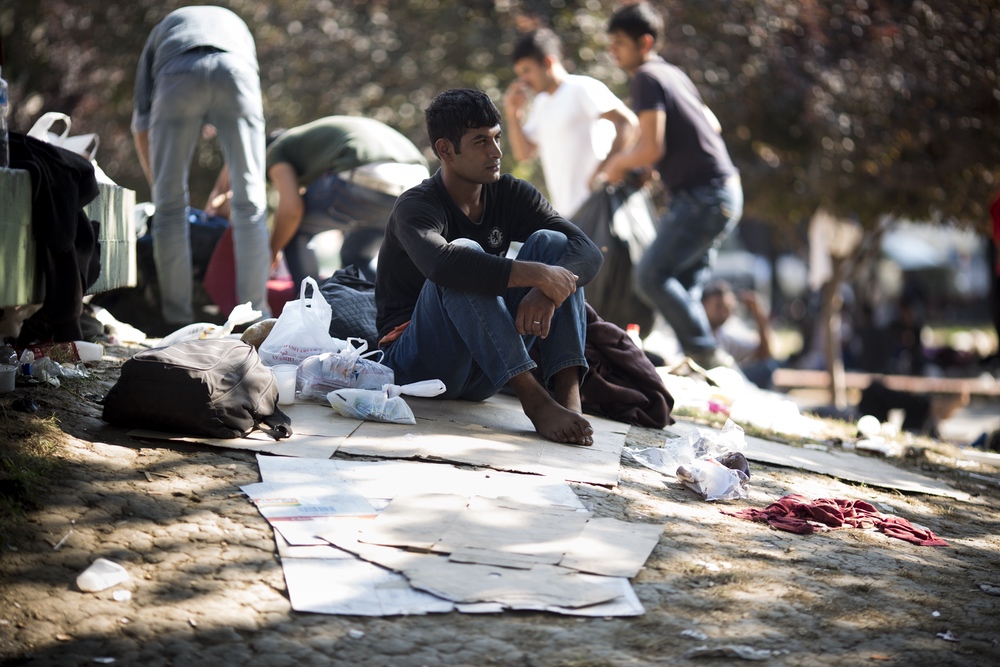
top-left (523, 398), bottom-right (594, 446)
top-left (510, 370), bottom-right (594, 446)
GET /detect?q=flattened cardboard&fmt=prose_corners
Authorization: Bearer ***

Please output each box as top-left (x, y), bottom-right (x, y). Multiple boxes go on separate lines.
top-left (128, 401), bottom-right (361, 457)
top-left (435, 496), bottom-right (590, 564)
top-left (402, 560), bottom-right (624, 609)
top-left (355, 494), bottom-right (659, 578)
top-left (666, 421), bottom-right (970, 500)
top-left (281, 557), bottom-right (455, 616)
top-left (358, 493), bottom-right (470, 550)
top-left (255, 456), bottom-right (586, 509)
top-left (338, 393), bottom-right (627, 486)
top-left (560, 517), bottom-right (664, 578)
top-left (129, 428), bottom-right (345, 458)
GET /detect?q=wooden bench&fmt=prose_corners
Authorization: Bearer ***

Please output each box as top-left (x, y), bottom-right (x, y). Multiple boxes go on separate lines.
top-left (772, 367), bottom-right (1000, 397)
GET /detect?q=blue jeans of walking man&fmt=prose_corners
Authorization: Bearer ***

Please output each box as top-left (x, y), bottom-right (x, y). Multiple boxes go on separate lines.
top-left (635, 178), bottom-right (743, 361)
top-left (383, 230), bottom-right (588, 400)
top-left (149, 50), bottom-right (270, 324)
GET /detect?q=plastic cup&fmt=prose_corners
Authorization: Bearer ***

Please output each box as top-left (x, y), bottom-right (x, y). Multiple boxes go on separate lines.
top-left (271, 364), bottom-right (298, 406)
top-left (73, 341), bottom-right (104, 362)
top-left (0, 365), bottom-right (15, 393)
top-left (76, 558), bottom-right (130, 592)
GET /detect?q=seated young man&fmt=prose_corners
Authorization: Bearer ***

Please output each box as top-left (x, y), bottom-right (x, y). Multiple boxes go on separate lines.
top-left (375, 89), bottom-right (603, 446)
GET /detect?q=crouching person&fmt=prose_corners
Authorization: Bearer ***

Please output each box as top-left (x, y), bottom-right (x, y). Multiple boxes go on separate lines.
top-left (375, 89), bottom-right (603, 446)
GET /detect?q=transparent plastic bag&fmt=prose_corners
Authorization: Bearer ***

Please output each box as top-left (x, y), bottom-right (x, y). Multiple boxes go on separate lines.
top-left (326, 380), bottom-right (446, 425)
top-left (675, 458), bottom-right (749, 501)
top-left (327, 388), bottom-right (416, 425)
top-left (259, 278), bottom-right (348, 366)
top-left (627, 419), bottom-right (747, 476)
top-left (298, 338), bottom-right (394, 401)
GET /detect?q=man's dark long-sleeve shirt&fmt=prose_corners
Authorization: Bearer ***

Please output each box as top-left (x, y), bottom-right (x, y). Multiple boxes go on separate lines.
top-left (375, 170), bottom-right (603, 341)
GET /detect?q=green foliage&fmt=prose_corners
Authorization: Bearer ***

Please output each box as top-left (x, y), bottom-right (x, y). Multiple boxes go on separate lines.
top-left (1, 0), bottom-right (996, 229)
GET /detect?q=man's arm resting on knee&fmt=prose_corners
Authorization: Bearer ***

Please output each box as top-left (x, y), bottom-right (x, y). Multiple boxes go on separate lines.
top-left (508, 260), bottom-right (578, 307)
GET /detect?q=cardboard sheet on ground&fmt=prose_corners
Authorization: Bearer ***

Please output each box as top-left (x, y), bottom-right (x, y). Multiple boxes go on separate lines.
top-left (666, 420), bottom-right (970, 500)
top-left (337, 393), bottom-right (629, 486)
top-left (355, 494), bottom-right (662, 578)
top-left (128, 402), bottom-right (360, 458)
top-left (256, 457), bottom-right (647, 616)
top-left (241, 480), bottom-right (376, 546)
top-left (281, 555), bottom-right (643, 616)
top-left (318, 526), bottom-right (645, 615)
top-left (255, 456), bottom-right (586, 509)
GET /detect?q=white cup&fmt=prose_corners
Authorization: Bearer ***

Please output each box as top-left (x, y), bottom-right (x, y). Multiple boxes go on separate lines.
top-left (271, 364), bottom-right (298, 406)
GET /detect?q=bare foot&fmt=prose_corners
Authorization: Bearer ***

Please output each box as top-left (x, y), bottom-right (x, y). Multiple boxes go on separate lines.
top-left (510, 370), bottom-right (594, 446)
top-left (522, 398), bottom-right (594, 446)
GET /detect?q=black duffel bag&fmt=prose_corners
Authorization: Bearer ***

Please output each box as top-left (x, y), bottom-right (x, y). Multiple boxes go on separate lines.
top-left (102, 338), bottom-right (292, 440)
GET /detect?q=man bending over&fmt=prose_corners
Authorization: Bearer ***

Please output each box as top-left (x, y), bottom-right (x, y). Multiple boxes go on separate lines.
top-left (375, 89), bottom-right (603, 446)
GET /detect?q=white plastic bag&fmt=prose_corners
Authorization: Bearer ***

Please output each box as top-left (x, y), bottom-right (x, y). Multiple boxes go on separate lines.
top-left (298, 339), bottom-right (395, 401)
top-left (159, 302), bottom-right (261, 347)
top-left (675, 459), bottom-right (749, 501)
top-left (259, 278), bottom-right (348, 366)
top-left (626, 419), bottom-right (747, 476)
top-left (328, 388), bottom-right (416, 425)
top-left (27, 112), bottom-right (100, 161)
top-left (326, 380), bottom-right (446, 425)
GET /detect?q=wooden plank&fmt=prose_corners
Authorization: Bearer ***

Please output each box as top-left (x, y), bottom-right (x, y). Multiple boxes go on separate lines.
top-left (773, 367), bottom-right (1000, 397)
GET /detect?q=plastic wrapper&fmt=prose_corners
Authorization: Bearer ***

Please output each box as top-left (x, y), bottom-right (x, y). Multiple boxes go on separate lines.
top-left (675, 458), bottom-right (749, 501)
top-left (31, 356), bottom-right (89, 385)
top-left (626, 419), bottom-right (747, 476)
top-left (298, 339), bottom-right (394, 402)
top-left (325, 380), bottom-right (446, 425)
top-left (327, 388), bottom-right (416, 425)
top-left (160, 302), bottom-right (261, 347)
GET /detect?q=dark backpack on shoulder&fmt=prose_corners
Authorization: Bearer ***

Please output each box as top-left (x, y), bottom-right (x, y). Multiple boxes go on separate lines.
top-left (102, 338), bottom-right (292, 439)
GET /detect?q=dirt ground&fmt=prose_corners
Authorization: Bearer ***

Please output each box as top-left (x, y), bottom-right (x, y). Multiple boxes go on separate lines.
top-left (1, 345), bottom-right (999, 667)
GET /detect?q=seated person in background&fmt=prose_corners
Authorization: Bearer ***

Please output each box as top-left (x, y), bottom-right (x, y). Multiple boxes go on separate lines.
top-left (208, 116), bottom-right (429, 284)
top-left (701, 279), bottom-right (777, 388)
top-left (375, 89), bottom-right (604, 446)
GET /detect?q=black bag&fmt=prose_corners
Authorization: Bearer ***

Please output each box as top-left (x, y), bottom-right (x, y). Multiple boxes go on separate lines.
top-left (102, 338), bottom-right (292, 440)
top-left (572, 183), bottom-right (658, 336)
top-left (317, 265), bottom-right (378, 351)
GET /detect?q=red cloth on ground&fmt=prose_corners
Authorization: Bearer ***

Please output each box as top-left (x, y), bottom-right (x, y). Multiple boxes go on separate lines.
top-left (724, 494), bottom-right (948, 546)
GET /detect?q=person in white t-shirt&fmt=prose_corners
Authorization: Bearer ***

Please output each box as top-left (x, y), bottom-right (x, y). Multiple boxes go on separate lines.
top-left (503, 28), bottom-right (637, 217)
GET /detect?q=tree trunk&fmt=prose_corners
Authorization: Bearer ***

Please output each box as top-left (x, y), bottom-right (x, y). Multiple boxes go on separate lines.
top-left (820, 255), bottom-right (849, 408)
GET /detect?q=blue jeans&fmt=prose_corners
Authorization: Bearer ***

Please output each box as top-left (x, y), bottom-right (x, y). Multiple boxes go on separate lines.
top-left (382, 230), bottom-right (588, 401)
top-left (287, 173), bottom-right (400, 284)
top-left (634, 177), bottom-right (743, 356)
top-left (149, 49), bottom-right (269, 323)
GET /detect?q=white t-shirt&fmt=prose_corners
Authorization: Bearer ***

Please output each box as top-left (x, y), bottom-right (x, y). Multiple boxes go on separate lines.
top-left (522, 74), bottom-right (622, 217)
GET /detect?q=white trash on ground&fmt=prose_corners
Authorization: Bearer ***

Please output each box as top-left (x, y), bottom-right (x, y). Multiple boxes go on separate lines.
top-left (76, 558), bottom-right (130, 592)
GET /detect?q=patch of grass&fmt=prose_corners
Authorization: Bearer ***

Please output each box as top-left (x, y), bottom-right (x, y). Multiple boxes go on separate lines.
top-left (0, 408), bottom-right (65, 548)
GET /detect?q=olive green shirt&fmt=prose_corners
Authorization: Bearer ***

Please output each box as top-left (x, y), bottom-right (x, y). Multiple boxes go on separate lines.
top-left (265, 116), bottom-right (428, 187)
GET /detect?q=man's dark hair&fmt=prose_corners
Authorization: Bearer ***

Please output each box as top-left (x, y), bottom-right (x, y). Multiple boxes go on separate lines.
top-left (608, 2), bottom-right (663, 44)
top-left (425, 89), bottom-right (502, 158)
top-left (511, 28), bottom-right (562, 65)
top-left (702, 279), bottom-right (734, 301)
